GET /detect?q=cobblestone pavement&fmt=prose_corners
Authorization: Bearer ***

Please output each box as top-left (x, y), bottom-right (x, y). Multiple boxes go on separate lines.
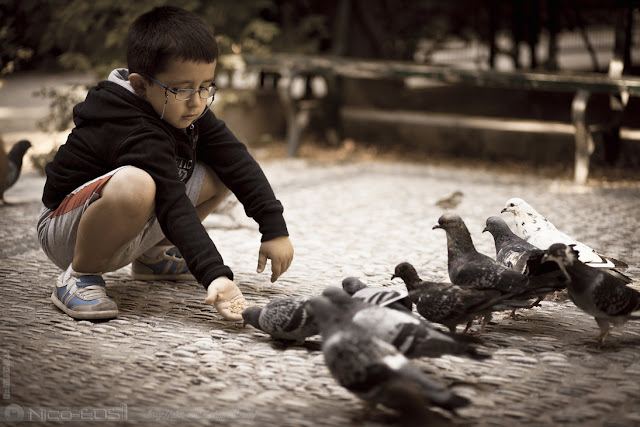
top-left (1, 159), bottom-right (640, 427)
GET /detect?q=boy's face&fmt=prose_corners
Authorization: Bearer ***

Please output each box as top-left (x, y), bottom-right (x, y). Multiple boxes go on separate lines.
top-left (143, 59), bottom-right (217, 129)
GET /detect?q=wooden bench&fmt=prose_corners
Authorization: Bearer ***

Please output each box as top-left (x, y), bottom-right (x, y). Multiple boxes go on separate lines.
top-left (241, 53), bottom-right (640, 184)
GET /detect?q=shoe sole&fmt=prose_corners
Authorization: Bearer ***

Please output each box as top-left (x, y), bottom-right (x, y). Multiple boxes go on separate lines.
top-left (50, 292), bottom-right (118, 320)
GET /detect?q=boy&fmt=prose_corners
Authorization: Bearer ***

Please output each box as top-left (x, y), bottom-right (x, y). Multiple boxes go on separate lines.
top-left (37, 6), bottom-right (293, 322)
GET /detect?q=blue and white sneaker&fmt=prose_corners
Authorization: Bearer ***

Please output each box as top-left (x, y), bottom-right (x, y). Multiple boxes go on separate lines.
top-left (130, 246), bottom-right (194, 281)
top-left (51, 271), bottom-right (118, 320)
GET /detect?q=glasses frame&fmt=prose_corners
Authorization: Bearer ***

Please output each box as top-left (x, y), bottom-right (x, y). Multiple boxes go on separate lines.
top-left (139, 73), bottom-right (218, 101)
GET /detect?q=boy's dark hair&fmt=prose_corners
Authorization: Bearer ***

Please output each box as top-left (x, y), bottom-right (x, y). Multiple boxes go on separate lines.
top-left (127, 6), bottom-right (218, 76)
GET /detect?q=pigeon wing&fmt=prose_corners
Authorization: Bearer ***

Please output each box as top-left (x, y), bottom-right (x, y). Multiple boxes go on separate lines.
top-left (352, 287), bottom-right (412, 311)
top-left (592, 275), bottom-right (640, 317)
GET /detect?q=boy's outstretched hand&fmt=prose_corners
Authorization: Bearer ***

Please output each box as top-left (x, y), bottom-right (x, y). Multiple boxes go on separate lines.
top-left (257, 236), bottom-right (294, 282)
top-left (205, 276), bottom-right (250, 321)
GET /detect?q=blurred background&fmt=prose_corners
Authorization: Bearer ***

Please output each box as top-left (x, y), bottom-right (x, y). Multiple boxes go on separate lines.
top-left (2, 0), bottom-right (640, 180)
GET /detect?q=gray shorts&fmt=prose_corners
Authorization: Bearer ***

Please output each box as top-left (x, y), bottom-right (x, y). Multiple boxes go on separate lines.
top-left (37, 163), bottom-right (206, 273)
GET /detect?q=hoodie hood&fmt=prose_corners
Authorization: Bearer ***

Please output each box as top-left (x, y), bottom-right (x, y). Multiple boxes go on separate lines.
top-left (72, 71), bottom-right (160, 127)
top-left (108, 68), bottom-right (137, 94)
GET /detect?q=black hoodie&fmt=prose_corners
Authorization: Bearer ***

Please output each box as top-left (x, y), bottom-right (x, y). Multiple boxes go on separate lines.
top-left (42, 75), bottom-right (288, 289)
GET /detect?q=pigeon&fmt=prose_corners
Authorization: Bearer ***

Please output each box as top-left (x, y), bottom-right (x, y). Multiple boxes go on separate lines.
top-left (242, 296), bottom-right (318, 345)
top-left (501, 198), bottom-right (629, 272)
top-left (1, 140), bottom-right (31, 202)
top-left (391, 262), bottom-right (531, 333)
top-left (435, 190), bottom-right (464, 210)
top-left (483, 216), bottom-right (557, 277)
top-left (306, 294), bottom-right (471, 416)
top-left (484, 215), bottom-right (631, 289)
top-left (433, 213), bottom-right (566, 321)
top-left (433, 213), bottom-right (565, 296)
top-left (342, 276), bottom-right (412, 312)
top-left (542, 243), bottom-right (640, 347)
top-left (322, 286), bottom-right (488, 359)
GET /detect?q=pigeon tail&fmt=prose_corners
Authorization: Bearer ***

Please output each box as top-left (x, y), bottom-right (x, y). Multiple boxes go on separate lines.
top-left (607, 268), bottom-right (632, 284)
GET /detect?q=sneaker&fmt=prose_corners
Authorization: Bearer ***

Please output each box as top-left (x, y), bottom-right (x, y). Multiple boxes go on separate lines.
top-left (51, 272), bottom-right (118, 320)
top-left (131, 246), bottom-right (194, 281)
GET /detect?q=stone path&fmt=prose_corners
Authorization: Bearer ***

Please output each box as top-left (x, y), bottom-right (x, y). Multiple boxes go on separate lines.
top-left (1, 158), bottom-right (640, 426)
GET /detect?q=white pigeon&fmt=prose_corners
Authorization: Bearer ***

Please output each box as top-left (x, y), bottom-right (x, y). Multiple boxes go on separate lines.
top-left (501, 198), bottom-right (628, 270)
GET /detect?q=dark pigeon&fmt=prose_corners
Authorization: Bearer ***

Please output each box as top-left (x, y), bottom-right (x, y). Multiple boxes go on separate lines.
top-left (322, 286), bottom-right (488, 359)
top-left (242, 296), bottom-right (318, 345)
top-left (342, 276), bottom-right (412, 312)
top-left (306, 294), bottom-right (471, 417)
top-left (542, 243), bottom-right (640, 347)
top-left (1, 140), bottom-right (31, 202)
top-left (433, 213), bottom-right (565, 299)
top-left (392, 262), bottom-right (530, 333)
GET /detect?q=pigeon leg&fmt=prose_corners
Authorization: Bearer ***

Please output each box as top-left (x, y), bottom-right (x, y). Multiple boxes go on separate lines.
top-left (479, 313), bottom-right (492, 333)
top-left (528, 297), bottom-right (543, 309)
top-left (508, 309), bottom-right (521, 320)
top-left (462, 320), bottom-right (473, 334)
top-left (593, 318), bottom-right (611, 348)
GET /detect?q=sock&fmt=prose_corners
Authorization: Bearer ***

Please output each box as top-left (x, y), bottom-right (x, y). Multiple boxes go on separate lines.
top-left (65, 264), bottom-right (102, 280)
top-left (138, 245), bottom-right (172, 263)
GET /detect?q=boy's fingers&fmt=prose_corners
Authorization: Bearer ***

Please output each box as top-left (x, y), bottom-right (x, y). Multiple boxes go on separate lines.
top-left (257, 251), bottom-right (267, 273)
top-left (270, 262), bottom-right (282, 282)
top-left (217, 307), bottom-right (243, 322)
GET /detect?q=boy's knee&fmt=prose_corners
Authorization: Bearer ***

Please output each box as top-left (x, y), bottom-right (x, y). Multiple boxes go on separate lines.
top-left (105, 167), bottom-right (156, 210)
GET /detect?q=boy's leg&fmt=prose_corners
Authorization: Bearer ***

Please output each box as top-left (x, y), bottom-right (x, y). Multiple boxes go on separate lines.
top-left (41, 166), bottom-right (155, 320)
top-left (131, 163), bottom-right (230, 280)
top-left (72, 167), bottom-right (156, 273)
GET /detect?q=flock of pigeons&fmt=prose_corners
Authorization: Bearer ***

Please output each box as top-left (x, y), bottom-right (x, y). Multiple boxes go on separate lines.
top-left (241, 198), bottom-right (640, 419)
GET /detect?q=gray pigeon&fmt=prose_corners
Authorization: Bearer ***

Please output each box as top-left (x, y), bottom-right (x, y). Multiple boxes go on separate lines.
top-left (306, 294), bottom-right (471, 416)
top-left (322, 286), bottom-right (488, 359)
top-left (433, 213), bottom-right (565, 300)
top-left (435, 190), bottom-right (464, 210)
top-left (483, 216), bottom-right (556, 277)
top-left (483, 215), bottom-right (571, 309)
top-left (392, 262), bottom-right (530, 333)
top-left (342, 276), bottom-right (413, 312)
top-left (542, 243), bottom-right (640, 347)
top-left (242, 296), bottom-right (318, 345)
top-left (1, 140), bottom-right (31, 202)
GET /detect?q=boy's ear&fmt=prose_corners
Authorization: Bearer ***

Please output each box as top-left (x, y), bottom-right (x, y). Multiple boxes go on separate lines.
top-left (129, 73), bottom-right (147, 97)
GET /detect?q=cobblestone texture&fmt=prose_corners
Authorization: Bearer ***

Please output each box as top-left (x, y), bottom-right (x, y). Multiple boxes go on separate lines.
top-left (1, 160), bottom-right (639, 426)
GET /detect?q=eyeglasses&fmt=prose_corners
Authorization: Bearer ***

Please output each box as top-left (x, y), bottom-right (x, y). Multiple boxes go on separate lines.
top-left (139, 73), bottom-right (218, 101)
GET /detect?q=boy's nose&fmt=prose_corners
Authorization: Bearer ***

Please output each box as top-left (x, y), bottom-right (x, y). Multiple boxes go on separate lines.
top-left (187, 93), bottom-right (202, 107)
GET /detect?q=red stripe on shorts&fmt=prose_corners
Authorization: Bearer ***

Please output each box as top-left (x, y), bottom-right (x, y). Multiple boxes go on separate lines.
top-left (49, 175), bottom-right (113, 219)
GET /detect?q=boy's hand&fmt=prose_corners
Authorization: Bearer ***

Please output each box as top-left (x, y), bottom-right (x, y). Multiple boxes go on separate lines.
top-left (204, 276), bottom-right (249, 321)
top-left (257, 236), bottom-right (294, 283)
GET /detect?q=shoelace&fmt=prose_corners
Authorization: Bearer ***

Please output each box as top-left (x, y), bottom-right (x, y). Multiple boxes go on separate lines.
top-left (76, 285), bottom-right (108, 300)
top-left (66, 277), bottom-right (107, 301)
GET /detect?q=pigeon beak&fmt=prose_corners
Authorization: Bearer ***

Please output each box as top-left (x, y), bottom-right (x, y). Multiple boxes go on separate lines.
top-left (432, 224), bottom-right (442, 230)
top-left (390, 274), bottom-right (397, 280)
top-left (482, 226), bottom-right (488, 233)
top-left (500, 208), bottom-right (508, 213)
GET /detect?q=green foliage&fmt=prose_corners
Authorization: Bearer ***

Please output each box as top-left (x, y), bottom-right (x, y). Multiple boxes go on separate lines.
top-left (33, 85), bottom-right (89, 132)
